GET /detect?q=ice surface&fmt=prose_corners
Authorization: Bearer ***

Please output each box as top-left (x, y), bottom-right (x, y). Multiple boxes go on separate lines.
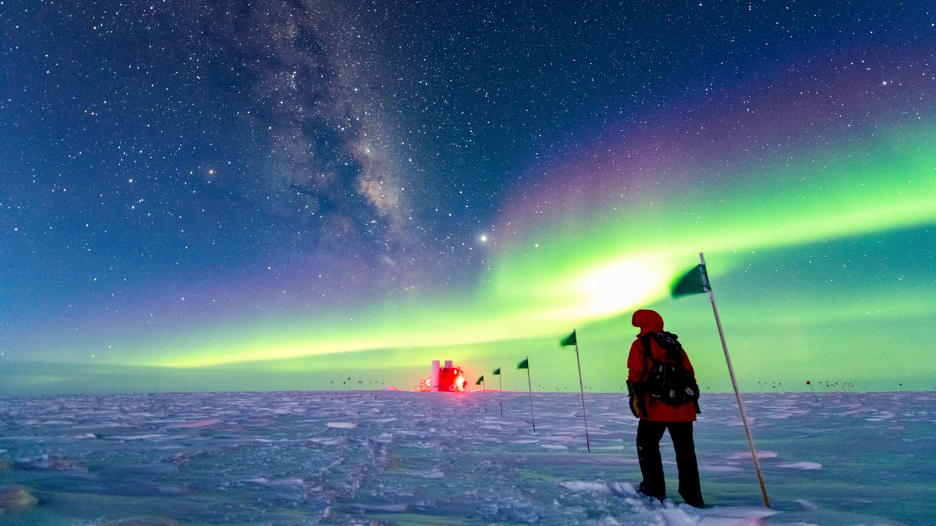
top-left (0, 391), bottom-right (933, 525)
top-left (560, 481), bottom-right (612, 493)
top-left (776, 462), bottom-right (822, 470)
top-left (167, 419), bottom-right (223, 429)
top-left (726, 451), bottom-right (778, 460)
top-left (325, 422), bottom-right (358, 429)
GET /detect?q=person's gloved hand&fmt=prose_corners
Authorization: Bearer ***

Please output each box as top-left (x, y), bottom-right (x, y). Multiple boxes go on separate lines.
top-left (629, 394), bottom-right (642, 418)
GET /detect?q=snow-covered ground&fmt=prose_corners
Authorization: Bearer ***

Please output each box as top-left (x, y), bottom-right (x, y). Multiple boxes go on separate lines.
top-left (0, 391), bottom-right (933, 525)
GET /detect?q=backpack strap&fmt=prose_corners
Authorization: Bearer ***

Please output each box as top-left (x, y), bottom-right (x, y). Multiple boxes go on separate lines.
top-left (640, 332), bottom-right (666, 371)
top-left (639, 333), bottom-right (653, 363)
top-left (638, 333), bottom-right (657, 409)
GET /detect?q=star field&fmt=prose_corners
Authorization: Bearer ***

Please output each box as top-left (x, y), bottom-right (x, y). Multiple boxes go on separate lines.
top-left (1, 0), bottom-right (934, 394)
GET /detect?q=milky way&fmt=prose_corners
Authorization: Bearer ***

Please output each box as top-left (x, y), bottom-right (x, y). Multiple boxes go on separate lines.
top-left (192, 0), bottom-right (414, 265)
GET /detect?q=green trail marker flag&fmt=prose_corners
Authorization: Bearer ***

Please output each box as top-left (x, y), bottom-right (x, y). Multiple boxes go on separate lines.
top-left (673, 253), bottom-right (769, 508)
top-left (559, 329), bottom-right (590, 452)
top-left (670, 263), bottom-right (711, 297)
top-left (517, 358), bottom-right (528, 369)
top-left (493, 368), bottom-right (501, 375)
top-left (560, 330), bottom-right (577, 346)
top-left (475, 376), bottom-right (484, 385)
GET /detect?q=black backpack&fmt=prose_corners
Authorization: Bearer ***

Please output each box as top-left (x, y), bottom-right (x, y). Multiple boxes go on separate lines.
top-left (639, 331), bottom-right (700, 408)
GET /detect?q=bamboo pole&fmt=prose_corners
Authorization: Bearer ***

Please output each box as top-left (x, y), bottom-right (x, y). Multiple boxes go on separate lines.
top-left (700, 252), bottom-right (770, 508)
top-left (525, 356), bottom-right (535, 432)
top-left (572, 333), bottom-right (591, 453)
top-left (498, 370), bottom-right (503, 417)
top-left (482, 379), bottom-right (487, 413)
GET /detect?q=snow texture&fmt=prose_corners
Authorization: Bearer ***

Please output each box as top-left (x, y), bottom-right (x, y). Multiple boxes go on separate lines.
top-left (0, 391), bottom-right (933, 525)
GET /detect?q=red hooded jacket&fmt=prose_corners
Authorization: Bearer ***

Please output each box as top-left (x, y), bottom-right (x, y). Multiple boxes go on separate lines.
top-left (627, 309), bottom-right (698, 422)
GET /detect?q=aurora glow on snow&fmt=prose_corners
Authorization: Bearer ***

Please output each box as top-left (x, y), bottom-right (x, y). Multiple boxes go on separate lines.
top-left (1, 0), bottom-right (934, 395)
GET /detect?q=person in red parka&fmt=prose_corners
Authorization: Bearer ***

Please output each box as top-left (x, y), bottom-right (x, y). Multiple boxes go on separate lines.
top-left (627, 309), bottom-right (704, 507)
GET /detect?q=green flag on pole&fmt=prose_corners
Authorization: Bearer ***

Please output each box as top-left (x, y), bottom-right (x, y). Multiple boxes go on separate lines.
top-left (493, 368), bottom-right (501, 375)
top-left (517, 358), bottom-right (529, 369)
top-left (671, 263), bottom-right (711, 297)
top-left (560, 330), bottom-right (577, 347)
top-left (674, 253), bottom-right (770, 507)
top-left (475, 376), bottom-right (484, 385)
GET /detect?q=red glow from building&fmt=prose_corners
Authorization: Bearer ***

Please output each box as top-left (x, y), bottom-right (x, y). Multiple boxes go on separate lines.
top-left (419, 365), bottom-right (468, 392)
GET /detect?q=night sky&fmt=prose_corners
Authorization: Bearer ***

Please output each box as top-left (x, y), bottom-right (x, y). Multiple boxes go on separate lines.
top-left (2, 0), bottom-right (934, 395)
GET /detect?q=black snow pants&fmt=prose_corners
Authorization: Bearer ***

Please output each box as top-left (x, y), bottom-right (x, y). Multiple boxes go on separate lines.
top-left (636, 419), bottom-right (704, 506)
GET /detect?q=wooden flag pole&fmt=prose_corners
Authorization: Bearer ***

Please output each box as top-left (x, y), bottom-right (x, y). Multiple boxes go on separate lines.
top-left (700, 252), bottom-right (770, 508)
top-left (525, 356), bottom-right (536, 432)
top-left (572, 333), bottom-right (591, 453)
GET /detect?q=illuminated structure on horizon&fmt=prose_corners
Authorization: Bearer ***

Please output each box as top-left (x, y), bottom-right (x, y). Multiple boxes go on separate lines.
top-left (420, 360), bottom-right (467, 392)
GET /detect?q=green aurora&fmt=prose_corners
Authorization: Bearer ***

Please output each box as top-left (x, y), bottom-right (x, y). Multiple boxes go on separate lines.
top-left (14, 122), bottom-right (926, 396)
